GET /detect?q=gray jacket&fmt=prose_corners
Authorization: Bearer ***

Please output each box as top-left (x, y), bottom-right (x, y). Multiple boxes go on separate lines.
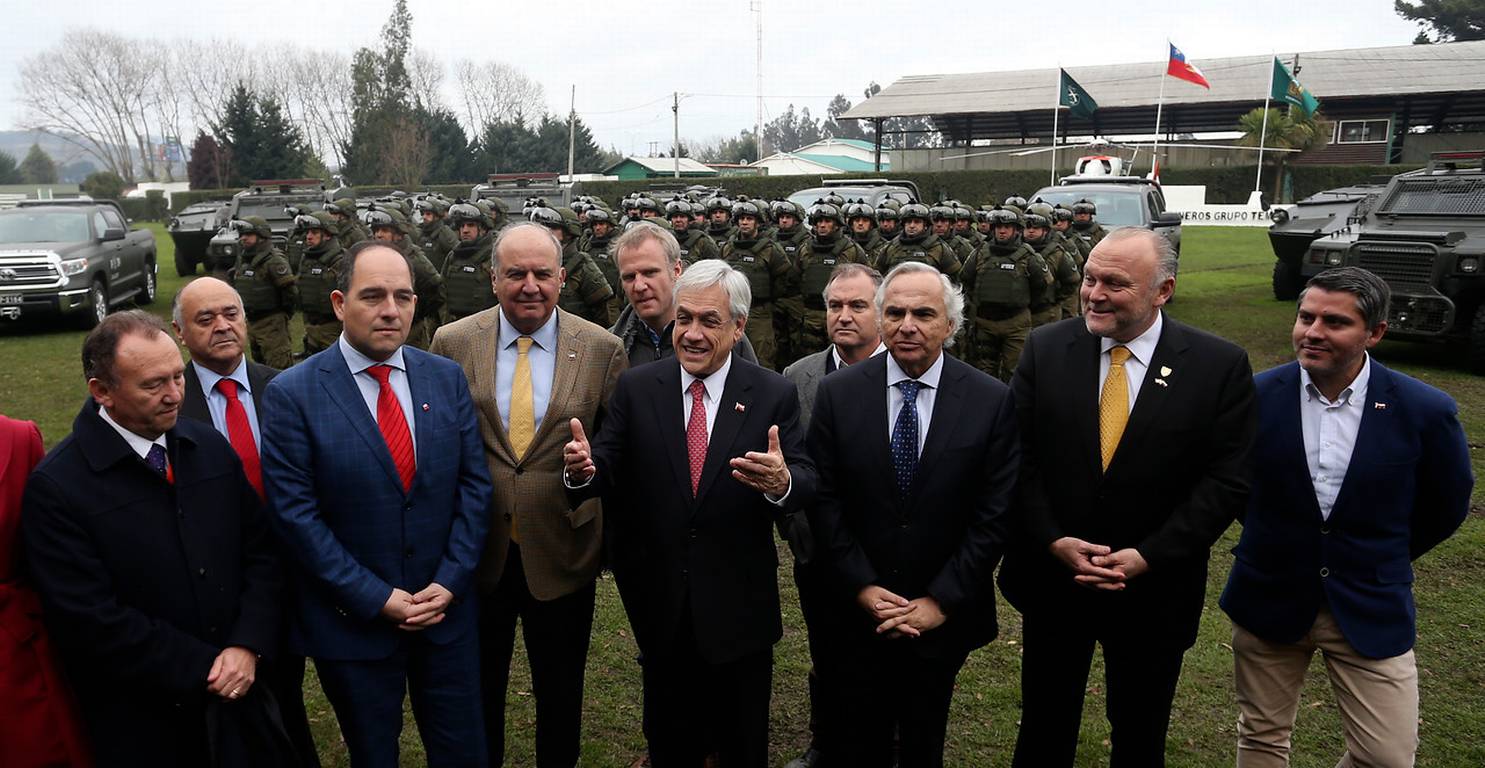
top-left (781, 349), bottom-right (832, 431)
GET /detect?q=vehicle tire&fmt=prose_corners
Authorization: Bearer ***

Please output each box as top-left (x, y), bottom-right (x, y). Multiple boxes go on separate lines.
top-left (82, 279), bottom-right (109, 330)
top-left (1470, 305), bottom-right (1485, 375)
top-left (175, 247), bottom-right (196, 277)
top-left (1273, 259), bottom-right (1303, 301)
top-left (137, 258), bottom-right (157, 306)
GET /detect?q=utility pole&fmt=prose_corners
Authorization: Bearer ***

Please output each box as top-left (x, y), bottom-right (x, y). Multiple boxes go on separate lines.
top-left (673, 92), bottom-right (680, 179)
top-left (752, 1), bottom-right (764, 162)
top-left (566, 85), bottom-right (576, 181)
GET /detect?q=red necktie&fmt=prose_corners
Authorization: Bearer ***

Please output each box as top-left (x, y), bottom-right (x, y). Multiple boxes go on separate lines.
top-left (215, 378), bottom-right (263, 499)
top-left (686, 379), bottom-right (708, 497)
top-left (368, 364), bottom-right (416, 492)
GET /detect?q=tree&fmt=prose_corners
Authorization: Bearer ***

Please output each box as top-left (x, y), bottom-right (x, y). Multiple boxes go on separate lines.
top-left (420, 106), bottom-right (478, 183)
top-left (82, 170), bottom-right (126, 200)
top-left (1396, 0), bottom-right (1485, 43)
top-left (20, 144), bottom-right (58, 184)
top-left (453, 59), bottom-right (547, 137)
top-left (476, 117), bottom-right (541, 174)
top-left (762, 105), bottom-right (824, 154)
top-left (691, 131), bottom-right (759, 164)
top-left (822, 94), bottom-right (870, 141)
top-left (187, 132), bottom-right (230, 189)
top-left (344, 0), bottom-right (420, 183)
top-left (1237, 107), bottom-right (1330, 201)
top-left (217, 84), bottom-right (310, 186)
top-left (0, 151), bottom-right (21, 185)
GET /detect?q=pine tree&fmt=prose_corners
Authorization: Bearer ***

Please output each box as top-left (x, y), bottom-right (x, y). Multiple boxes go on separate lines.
top-left (19, 143), bottom-right (58, 184)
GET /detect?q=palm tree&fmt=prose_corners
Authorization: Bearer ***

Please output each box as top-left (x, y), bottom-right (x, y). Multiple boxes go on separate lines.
top-left (1237, 107), bottom-right (1330, 201)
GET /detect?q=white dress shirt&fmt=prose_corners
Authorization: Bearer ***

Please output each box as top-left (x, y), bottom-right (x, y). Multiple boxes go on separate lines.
top-left (339, 335), bottom-right (417, 458)
top-left (885, 351), bottom-right (945, 457)
top-left (97, 404), bottom-right (166, 460)
top-left (1299, 354), bottom-right (1370, 521)
top-left (496, 309), bottom-right (559, 434)
top-left (1098, 310), bottom-right (1164, 413)
top-left (831, 341), bottom-right (887, 371)
top-left (191, 356), bottom-right (261, 447)
top-left (681, 353), bottom-right (732, 435)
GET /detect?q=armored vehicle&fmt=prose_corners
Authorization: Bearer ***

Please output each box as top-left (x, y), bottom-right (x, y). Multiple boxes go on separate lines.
top-left (1031, 175), bottom-right (1183, 255)
top-left (471, 173), bottom-right (571, 214)
top-left (206, 179), bottom-right (341, 273)
top-left (786, 178), bottom-right (920, 212)
top-left (1268, 181), bottom-right (1387, 299)
top-left (167, 199), bottom-right (229, 276)
top-left (1296, 151), bottom-right (1485, 370)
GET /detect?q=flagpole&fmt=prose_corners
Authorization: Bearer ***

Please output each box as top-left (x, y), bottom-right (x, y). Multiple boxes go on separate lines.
top-left (1051, 68), bottom-right (1061, 185)
top-left (1256, 53), bottom-right (1274, 193)
top-left (1153, 43), bottom-right (1167, 180)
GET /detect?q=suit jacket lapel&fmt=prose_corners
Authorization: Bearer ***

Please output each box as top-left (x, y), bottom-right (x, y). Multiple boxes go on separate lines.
top-left (1329, 362), bottom-right (1397, 520)
top-left (246, 362), bottom-right (275, 409)
top-left (474, 311), bottom-right (516, 465)
top-left (652, 360), bottom-right (691, 502)
top-left (910, 359), bottom-right (966, 505)
top-left (405, 350), bottom-right (432, 493)
top-left (526, 313), bottom-right (581, 459)
top-left (318, 344), bottom-right (404, 491)
top-left (1109, 316), bottom-right (1189, 473)
top-left (1067, 326), bottom-right (1103, 479)
top-left (1269, 363), bottom-right (1324, 520)
top-left (181, 361), bottom-right (211, 424)
top-left (695, 362), bottom-right (753, 507)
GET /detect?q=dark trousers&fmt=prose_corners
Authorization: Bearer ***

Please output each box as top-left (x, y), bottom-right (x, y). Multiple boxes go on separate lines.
top-left (479, 543), bottom-right (597, 768)
top-left (794, 561), bottom-right (845, 757)
top-left (260, 654), bottom-right (320, 768)
top-left (641, 625), bottom-right (773, 768)
top-left (833, 636), bottom-right (967, 768)
top-left (315, 629), bottom-right (487, 768)
top-left (1011, 610), bottom-right (1186, 768)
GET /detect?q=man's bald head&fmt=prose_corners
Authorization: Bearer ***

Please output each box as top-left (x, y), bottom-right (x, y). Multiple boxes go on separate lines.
top-left (493, 222), bottom-right (566, 334)
top-left (172, 277), bottom-right (249, 375)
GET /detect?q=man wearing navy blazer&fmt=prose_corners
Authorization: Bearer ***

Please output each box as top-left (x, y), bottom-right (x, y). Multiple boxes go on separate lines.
top-left (261, 241), bottom-right (494, 767)
top-left (563, 258), bottom-right (817, 767)
top-left (1221, 267), bottom-right (1472, 768)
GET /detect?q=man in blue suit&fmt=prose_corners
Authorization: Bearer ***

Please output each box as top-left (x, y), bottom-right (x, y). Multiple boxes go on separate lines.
top-left (261, 241), bottom-right (494, 767)
top-left (1221, 267), bottom-right (1472, 768)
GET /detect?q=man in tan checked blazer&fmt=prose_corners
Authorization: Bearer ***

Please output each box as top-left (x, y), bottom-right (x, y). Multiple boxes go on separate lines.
top-left (431, 222), bottom-right (627, 768)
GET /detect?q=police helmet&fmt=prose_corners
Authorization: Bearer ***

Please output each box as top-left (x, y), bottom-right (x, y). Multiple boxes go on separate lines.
top-left (1072, 199), bottom-right (1098, 216)
top-left (986, 206), bottom-right (1022, 228)
top-left (898, 200), bottom-right (931, 222)
top-left (808, 200), bottom-right (845, 225)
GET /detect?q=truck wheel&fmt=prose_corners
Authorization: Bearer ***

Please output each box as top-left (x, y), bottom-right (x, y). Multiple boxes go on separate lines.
top-left (1470, 305), bottom-right (1485, 374)
top-left (1273, 260), bottom-right (1303, 301)
top-left (83, 279), bottom-right (109, 329)
top-left (137, 259), bottom-right (157, 306)
top-left (175, 247), bottom-right (196, 277)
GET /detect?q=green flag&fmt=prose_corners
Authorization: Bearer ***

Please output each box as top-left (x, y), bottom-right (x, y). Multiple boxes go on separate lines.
top-left (1270, 57), bottom-right (1320, 117)
top-left (1059, 69), bottom-right (1098, 119)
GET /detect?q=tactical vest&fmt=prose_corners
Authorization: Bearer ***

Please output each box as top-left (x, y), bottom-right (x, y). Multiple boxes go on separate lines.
top-left (799, 235), bottom-right (860, 309)
top-left (558, 246), bottom-right (603, 317)
top-left (973, 243), bottom-right (1033, 312)
top-left (882, 233), bottom-right (942, 271)
top-left (1038, 240), bottom-right (1082, 298)
top-left (297, 241), bottom-right (344, 321)
top-left (1023, 239), bottom-right (1059, 308)
top-left (589, 246), bottom-right (621, 297)
top-left (723, 237), bottom-right (775, 304)
top-left (443, 237), bottom-right (497, 319)
top-left (235, 244), bottom-right (286, 318)
top-left (775, 227), bottom-right (808, 266)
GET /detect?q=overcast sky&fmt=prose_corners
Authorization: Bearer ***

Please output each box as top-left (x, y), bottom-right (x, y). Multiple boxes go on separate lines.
top-left (0, 0), bottom-right (1424, 157)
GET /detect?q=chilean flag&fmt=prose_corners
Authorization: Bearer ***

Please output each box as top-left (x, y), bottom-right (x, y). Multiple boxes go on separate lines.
top-left (1167, 43), bottom-right (1211, 89)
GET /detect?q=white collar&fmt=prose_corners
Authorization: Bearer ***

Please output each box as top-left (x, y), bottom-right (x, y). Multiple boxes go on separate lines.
top-left (1301, 352), bottom-right (1372, 406)
top-left (832, 341), bottom-right (887, 370)
top-left (97, 402), bottom-right (166, 461)
top-left (498, 307), bottom-right (560, 352)
top-left (886, 348), bottom-right (945, 390)
top-left (339, 334), bottom-right (406, 375)
top-left (192, 356), bottom-right (251, 397)
top-left (1099, 310), bottom-right (1164, 367)
top-left (680, 353), bottom-right (734, 404)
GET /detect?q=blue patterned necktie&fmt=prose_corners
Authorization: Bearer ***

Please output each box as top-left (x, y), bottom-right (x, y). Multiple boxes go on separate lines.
top-left (145, 443), bottom-right (168, 479)
top-left (891, 380), bottom-right (922, 496)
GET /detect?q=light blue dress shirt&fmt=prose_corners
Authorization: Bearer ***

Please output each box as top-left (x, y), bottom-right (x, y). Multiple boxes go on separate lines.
top-left (191, 357), bottom-right (261, 447)
top-left (1299, 353), bottom-right (1370, 521)
top-left (496, 309), bottom-right (559, 434)
top-left (338, 335), bottom-right (417, 458)
top-left (886, 351), bottom-right (944, 457)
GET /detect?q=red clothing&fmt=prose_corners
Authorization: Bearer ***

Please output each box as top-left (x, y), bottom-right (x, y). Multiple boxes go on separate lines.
top-left (0, 414), bottom-right (91, 767)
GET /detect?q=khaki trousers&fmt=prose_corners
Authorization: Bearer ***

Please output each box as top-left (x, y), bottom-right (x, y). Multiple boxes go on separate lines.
top-left (1233, 611), bottom-right (1418, 768)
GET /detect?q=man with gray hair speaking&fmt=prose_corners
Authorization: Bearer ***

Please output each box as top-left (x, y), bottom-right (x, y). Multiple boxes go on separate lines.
top-left (563, 258), bottom-right (816, 767)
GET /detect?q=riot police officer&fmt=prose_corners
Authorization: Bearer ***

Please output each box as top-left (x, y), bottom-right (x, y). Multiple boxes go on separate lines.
top-left (930, 202), bottom-right (976, 265)
top-left (416, 196), bottom-right (460, 272)
top-left (326, 197), bottom-right (368, 248)
top-left (229, 215), bottom-right (298, 369)
top-left (529, 204), bottom-right (614, 326)
top-left (844, 199), bottom-right (888, 266)
top-left (294, 211), bottom-right (346, 356)
top-left (720, 200), bottom-right (796, 370)
top-left (1070, 198), bottom-right (1109, 250)
top-left (669, 197), bottom-right (720, 264)
top-left (1023, 202), bottom-right (1081, 323)
top-left (960, 207), bottom-right (1047, 381)
top-left (953, 203), bottom-right (984, 250)
top-left (1050, 204), bottom-right (1089, 267)
top-left (875, 200), bottom-right (901, 243)
top-left (441, 200), bottom-right (500, 322)
top-left (367, 205), bottom-right (446, 350)
top-left (704, 195), bottom-right (735, 245)
top-left (1002, 195), bottom-right (1029, 218)
top-left (880, 201), bottom-right (962, 279)
top-left (797, 200), bottom-right (869, 355)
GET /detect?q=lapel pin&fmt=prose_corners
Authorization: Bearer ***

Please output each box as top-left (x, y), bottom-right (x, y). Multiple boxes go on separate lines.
top-left (735, 402), bottom-right (746, 413)
top-left (1160, 366), bottom-right (1173, 377)
top-left (1374, 402), bottom-right (1388, 410)
top-left (1154, 378), bottom-right (1168, 387)
top-left (568, 351), bottom-right (577, 359)
top-left (422, 403), bottom-right (430, 411)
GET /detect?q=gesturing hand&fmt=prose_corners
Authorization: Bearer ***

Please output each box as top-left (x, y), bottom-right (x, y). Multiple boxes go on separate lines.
top-left (730, 424), bottom-right (790, 497)
top-left (1049, 537), bottom-right (1127, 591)
top-left (563, 418), bottom-right (595, 484)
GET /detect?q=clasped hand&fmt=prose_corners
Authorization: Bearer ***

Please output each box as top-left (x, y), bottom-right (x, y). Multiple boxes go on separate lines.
top-left (1048, 537), bottom-right (1148, 591)
top-left (857, 585), bottom-right (946, 638)
top-left (381, 583), bottom-right (453, 631)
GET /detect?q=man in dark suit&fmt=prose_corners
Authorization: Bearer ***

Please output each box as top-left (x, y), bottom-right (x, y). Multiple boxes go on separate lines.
top-left (808, 262), bottom-right (1018, 767)
top-left (1001, 227), bottom-right (1257, 768)
top-left (1220, 267), bottom-right (1472, 768)
top-left (172, 276), bottom-right (319, 768)
top-left (431, 223), bottom-right (627, 767)
top-left (261, 242), bottom-right (494, 768)
top-left (23, 310), bottom-right (283, 767)
top-left (563, 258), bottom-right (817, 767)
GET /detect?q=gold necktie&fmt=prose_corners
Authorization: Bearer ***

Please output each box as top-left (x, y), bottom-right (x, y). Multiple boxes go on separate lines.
top-left (509, 336), bottom-right (535, 460)
top-left (1099, 345), bottom-right (1131, 471)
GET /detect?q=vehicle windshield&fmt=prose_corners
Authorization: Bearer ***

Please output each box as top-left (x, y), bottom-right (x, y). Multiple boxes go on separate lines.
top-left (1032, 189), bottom-right (1147, 228)
top-left (0, 211), bottom-right (91, 243)
top-left (788, 188), bottom-right (871, 211)
top-left (237, 199), bottom-right (309, 221)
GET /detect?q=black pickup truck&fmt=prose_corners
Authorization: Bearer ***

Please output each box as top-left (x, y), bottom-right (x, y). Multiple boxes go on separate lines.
top-left (0, 199), bottom-right (158, 328)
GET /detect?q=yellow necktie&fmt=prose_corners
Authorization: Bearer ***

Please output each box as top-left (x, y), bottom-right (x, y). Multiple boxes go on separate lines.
top-left (510, 336), bottom-right (535, 460)
top-left (1099, 345), bottom-right (1131, 471)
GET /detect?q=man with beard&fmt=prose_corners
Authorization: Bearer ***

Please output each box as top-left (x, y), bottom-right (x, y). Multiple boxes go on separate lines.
top-left (880, 202), bottom-right (961, 280)
top-left (796, 201), bottom-right (868, 356)
top-left (295, 212), bottom-right (348, 356)
top-left (441, 200), bottom-right (501, 322)
top-left (721, 200), bottom-right (797, 370)
top-left (960, 207), bottom-right (1046, 381)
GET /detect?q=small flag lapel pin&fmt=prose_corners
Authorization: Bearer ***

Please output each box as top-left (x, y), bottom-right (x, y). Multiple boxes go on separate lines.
top-left (422, 403), bottom-right (430, 412)
top-left (735, 402), bottom-right (746, 413)
top-left (1374, 402), bottom-right (1388, 410)
top-left (1160, 366), bottom-right (1173, 377)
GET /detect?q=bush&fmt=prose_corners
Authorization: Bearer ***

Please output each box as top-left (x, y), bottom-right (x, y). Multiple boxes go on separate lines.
top-left (81, 170), bottom-right (126, 201)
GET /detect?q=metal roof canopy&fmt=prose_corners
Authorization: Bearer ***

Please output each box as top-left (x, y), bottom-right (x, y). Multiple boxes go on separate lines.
top-left (841, 40), bottom-right (1485, 143)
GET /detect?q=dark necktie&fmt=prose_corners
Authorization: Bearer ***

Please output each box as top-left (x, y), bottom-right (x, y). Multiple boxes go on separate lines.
top-left (215, 378), bottom-right (264, 499)
top-left (145, 443), bottom-right (171, 484)
top-left (890, 380), bottom-right (922, 496)
top-left (686, 379), bottom-right (708, 497)
top-left (368, 364), bottom-right (416, 492)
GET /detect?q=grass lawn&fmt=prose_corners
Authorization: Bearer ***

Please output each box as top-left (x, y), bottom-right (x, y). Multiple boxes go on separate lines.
top-left (1, 224), bottom-right (1480, 766)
